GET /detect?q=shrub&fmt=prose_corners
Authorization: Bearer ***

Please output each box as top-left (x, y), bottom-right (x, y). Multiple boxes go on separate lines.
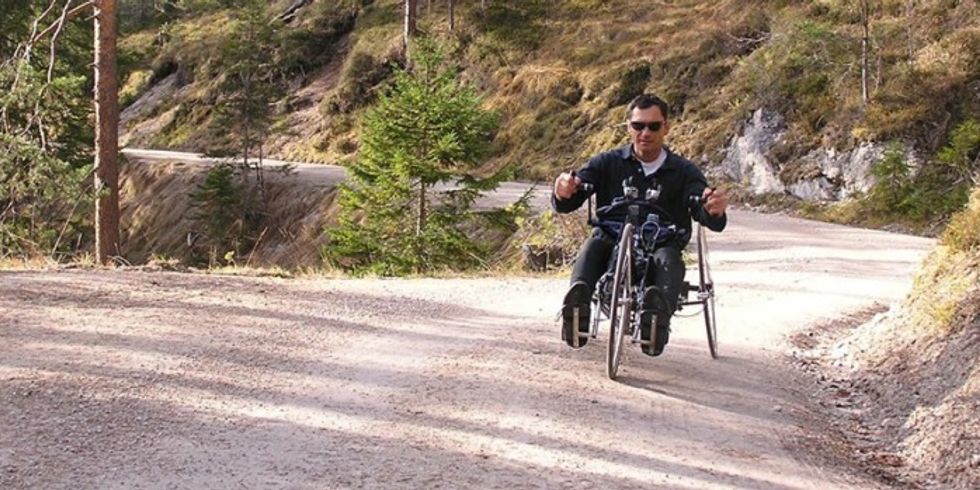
top-left (940, 188), bottom-right (980, 252)
top-left (867, 142), bottom-right (913, 214)
top-left (0, 37), bottom-right (93, 259)
top-left (120, 69), bottom-right (153, 108)
top-left (936, 119), bottom-right (980, 186)
top-left (480, 2), bottom-right (546, 52)
top-left (188, 163), bottom-right (267, 266)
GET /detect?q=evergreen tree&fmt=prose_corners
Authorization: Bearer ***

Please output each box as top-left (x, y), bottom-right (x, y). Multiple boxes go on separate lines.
top-left (189, 0), bottom-right (284, 265)
top-left (213, 0), bottom-right (283, 172)
top-left (325, 38), bottom-right (501, 275)
top-left (0, 3), bottom-right (94, 258)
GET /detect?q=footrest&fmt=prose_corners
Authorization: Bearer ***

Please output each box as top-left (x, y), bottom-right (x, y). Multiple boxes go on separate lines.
top-left (563, 304), bottom-right (590, 345)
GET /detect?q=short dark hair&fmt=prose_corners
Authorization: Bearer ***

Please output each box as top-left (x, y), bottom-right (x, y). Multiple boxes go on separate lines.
top-left (626, 94), bottom-right (670, 120)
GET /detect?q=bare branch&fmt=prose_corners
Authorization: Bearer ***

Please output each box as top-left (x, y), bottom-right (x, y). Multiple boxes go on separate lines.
top-left (725, 31), bottom-right (771, 47)
top-left (16, 0), bottom-right (95, 65)
top-left (47, 0), bottom-right (77, 83)
top-left (36, 1), bottom-right (95, 47)
top-left (51, 168), bottom-right (95, 255)
top-left (20, 0), bottom-right (60, 61)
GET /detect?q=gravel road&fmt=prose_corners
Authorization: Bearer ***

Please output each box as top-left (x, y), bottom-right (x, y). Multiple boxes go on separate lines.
top-left (0, 209), bottom-right (932, 489)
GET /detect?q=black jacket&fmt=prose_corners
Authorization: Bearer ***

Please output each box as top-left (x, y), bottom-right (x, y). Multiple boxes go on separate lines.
top-left (552, 144), bottom-right (726, 245)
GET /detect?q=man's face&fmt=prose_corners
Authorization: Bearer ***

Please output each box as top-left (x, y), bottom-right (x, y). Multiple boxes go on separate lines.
top-left (628, 105), bottom-right (670, 160)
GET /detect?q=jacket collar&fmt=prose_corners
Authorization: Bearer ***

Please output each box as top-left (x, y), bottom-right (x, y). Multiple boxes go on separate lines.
top-left (618, 143), bottom-right (677, 170)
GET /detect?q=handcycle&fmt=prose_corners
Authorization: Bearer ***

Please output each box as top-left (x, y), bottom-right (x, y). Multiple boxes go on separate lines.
top-left (572, 178), bottom-right (718, 379)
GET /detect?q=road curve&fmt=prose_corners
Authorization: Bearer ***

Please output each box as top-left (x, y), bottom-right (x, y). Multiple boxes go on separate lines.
top-left (122, 148), bottom-right (554, 212)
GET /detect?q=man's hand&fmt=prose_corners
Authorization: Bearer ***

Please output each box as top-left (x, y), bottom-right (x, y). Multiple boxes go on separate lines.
top-left (702, 187), bottom-right (728, 217)
top-left (554, 172), bottom-right (581, 201)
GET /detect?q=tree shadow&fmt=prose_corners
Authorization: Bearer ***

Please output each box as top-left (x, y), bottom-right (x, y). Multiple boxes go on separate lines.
top-left (0, 269), bottom-right (872, 489)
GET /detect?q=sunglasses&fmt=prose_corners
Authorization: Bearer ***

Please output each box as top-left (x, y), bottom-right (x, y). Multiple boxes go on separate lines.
top-left (629, 120), bottom-right (664, 132)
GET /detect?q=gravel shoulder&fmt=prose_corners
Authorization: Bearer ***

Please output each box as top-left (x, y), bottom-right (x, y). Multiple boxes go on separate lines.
top-left (0, 210), bottom-right (933, 489)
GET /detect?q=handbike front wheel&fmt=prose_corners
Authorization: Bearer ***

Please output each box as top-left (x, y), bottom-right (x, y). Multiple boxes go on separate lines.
top-left (607, 223), bottom-right (634, 379)
top-left (705, 291), bottom-right (718, 359)
top-left (697, 224), bottom-right (718, 359)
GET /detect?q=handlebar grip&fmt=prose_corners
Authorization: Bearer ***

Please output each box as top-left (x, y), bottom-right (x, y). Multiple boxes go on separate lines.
top-left (689, 187), bottom-right (716, 207)
top-left (687, 187), bottom-right (715, 206)
top-left (570, 170), bottom-right (594, 194)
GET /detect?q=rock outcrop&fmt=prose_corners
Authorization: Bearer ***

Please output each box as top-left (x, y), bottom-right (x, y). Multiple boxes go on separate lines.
top-left (721, 108), bottom-right (918, 202)
top-left (722, 109), bottom-right (787, 195)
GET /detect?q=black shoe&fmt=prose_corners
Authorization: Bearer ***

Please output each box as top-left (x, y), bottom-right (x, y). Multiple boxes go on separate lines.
top-left (561, 281), bottom-right (591, 348)
top-left (640, 287), bottom-right (671, 356)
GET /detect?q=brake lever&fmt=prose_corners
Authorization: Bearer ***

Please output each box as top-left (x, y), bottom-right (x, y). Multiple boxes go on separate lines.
top-left (571, 170), bottom-right (596, 226)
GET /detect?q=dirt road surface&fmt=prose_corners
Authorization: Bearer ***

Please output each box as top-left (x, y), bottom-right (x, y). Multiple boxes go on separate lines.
top-left (120, 148), bottom-right (553, 212)
top-left (1, 210), bottom-right (932, 489)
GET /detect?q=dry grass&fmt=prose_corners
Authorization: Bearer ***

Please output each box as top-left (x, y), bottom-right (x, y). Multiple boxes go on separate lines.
top-left (942, 188), bottom-right (980, 253)
top-left (0, 256), bottom-right (57, 271)
top-left (118, 0), bottom-right (977, 185)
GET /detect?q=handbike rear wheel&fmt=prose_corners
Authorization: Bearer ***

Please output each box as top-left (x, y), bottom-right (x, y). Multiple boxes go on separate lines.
top-left (697, 224), bottom-right (718, 359)
top-left (607, 223), bottom-right (634, 379)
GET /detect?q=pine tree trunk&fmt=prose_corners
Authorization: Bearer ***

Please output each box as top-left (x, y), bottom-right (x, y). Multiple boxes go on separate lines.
top-left (448, 0), bottom-right (454, 31)
top-left (417, 182), bottom-right (427, 236)
top-left (861, 0), bottom-right (870, 105)
top-left (905, 0), bottom-right (915, 62)
top-left (94, 0), bottom-right (120, 265)
top-left (404, 0), bottom-right (417, 58)
top-left (242, 72), bottom-right (251, 174)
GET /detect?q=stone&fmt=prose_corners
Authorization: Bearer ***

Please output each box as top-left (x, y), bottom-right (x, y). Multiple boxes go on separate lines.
top-left (721, 108), bottom-right (786, 195)
top-left (788, 177), bottom-right (836, 201)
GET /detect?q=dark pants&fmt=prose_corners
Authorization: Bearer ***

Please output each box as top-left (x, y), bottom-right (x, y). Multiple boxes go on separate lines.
top-left (570, 228), bottom-right (686, 313)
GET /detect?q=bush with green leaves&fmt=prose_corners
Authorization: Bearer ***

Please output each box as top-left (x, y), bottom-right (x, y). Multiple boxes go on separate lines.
top-left (865, 119), bottom-right (980, 225)
top-left (324, 38), bottom-right (502, 275)
top-left (866, 143), bottom-right (913, 214)
top-left (187, 162), bottom-right (270, 266)
top-left (937, 119), bottom-right (980, 188)
top-left (742, 17), bottom-right (850, 134)
top-left (189, 164), bottom-right (242, 250)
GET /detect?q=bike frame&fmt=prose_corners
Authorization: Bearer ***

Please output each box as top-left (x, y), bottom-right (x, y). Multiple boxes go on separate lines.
top-left (580, 179), bottom-right (683, 378)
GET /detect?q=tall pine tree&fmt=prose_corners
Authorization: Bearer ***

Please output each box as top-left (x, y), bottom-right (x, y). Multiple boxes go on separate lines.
top-left (189, 0), bottom-right (284, 265)
top-left (325, 38), bottom-right (500, 275)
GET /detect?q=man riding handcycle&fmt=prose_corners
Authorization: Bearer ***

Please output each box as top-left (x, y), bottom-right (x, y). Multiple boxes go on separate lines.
top-left (552, 94), bottom-right (728, 364)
